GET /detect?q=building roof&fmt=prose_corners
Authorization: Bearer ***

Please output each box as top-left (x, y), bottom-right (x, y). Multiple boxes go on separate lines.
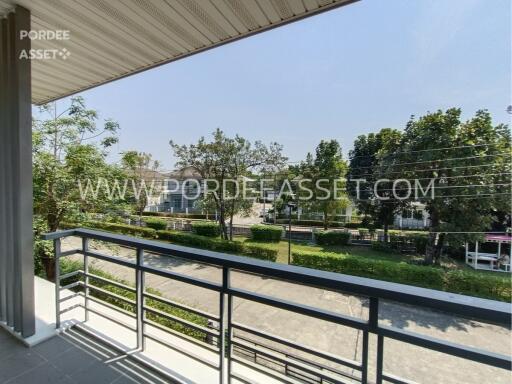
top-left (164, 166), bottom-right (202, 179)
top-left (0, 0), bottom-right (357, 105)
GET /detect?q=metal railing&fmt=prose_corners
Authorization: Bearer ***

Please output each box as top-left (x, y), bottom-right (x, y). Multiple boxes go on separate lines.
top-left (43, 228), bottom-right (512, 384)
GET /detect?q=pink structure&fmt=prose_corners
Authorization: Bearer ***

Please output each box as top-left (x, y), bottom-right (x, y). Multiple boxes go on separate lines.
top-left (465, 234), bottom-right (511, 272)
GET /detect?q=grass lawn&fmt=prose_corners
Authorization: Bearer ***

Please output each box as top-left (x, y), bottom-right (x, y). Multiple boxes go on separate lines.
top-left (236, 237), bottom-right (500, 277)
top-left (236, 237), bottom-right (414, 264)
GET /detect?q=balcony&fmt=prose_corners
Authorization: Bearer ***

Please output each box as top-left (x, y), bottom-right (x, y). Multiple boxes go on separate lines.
top-left (25, 228), bottom-right (511, 384)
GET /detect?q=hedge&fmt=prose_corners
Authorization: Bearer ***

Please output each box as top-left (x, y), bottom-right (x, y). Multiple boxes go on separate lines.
top-left (144, 218), bottom-right (168, 231)
top-left (142, 212), bottom-right (208, 219)
top-left (191, 221), bottom-right (220, 237)
top-left (62, 221), bottom-right (276, 261)
top-left (250, 224), bottom-right (283, 242)
top-left (157, 230), bottom-right (278, 262)
top-left (315, 231), bottom-right (351, 246)
top-left (358, 228), bottom-right (370, 236)
top-left (291, 251), bottom-right (511, 302)
top-left (272, 219), bottom-right (347, 228)
top-left (61, 220), bottom-right (157, 238)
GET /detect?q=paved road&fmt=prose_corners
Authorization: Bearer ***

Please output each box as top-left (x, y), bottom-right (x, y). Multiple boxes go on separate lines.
top-left (63, 237), bottom-right (511, 384)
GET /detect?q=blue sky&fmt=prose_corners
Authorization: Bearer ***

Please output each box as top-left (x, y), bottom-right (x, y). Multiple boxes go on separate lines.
top-left (44, 0), bottom-right (511, 170)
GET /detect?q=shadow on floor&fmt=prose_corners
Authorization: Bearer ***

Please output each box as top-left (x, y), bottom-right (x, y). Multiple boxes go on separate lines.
top-left (0, 326), bottom-right (174, 384)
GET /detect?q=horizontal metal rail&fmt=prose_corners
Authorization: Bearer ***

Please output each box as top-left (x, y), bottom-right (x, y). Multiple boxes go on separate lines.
top-left (232, 322), bottom-right (361, 371)
top-left (46, 228), bottom-right (512, 384)
top-left (143, 291), bottom-right (218, 321)
top-left (85, 272), bottom-right (136, 293)
top-left (143, 305), bottom-right (219, 337)
top-left (232, 338), bottom-right (345, 383)
top-left (233, 332), bottom-right (361, 383)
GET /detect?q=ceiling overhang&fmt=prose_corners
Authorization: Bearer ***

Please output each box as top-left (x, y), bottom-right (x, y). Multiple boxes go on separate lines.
top-left (0, 0), bottom-right (358, 105)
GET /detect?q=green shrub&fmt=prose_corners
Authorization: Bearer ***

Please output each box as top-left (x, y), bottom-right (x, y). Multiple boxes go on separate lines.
top-left (358, 228), bottom-right (369, 237)
top-left (157, 230), bottom-right (277, 261)
top-left (272, 219), bottom-right (347, 228)
top-left (191, 221), bottom-right (220, 237)
top-left (60, 221), bottom-right (275, 262)
top-left (144, 218), bottom-right (168, 231)
top-left (142, 212), bottom-right (208, 219)
top-left (291, 251), bottom-right (511, 302)
top-left (315, 231), bottom-right (351, 246)
top-left (444, 270), bottom-right (511, 301)
top-left (409, 234), bottom-right (428, 254)
top-left (61, 220), bottom-right (157, 239)
top-left (371, 241), bottom-right (394, 253)
top-left (243, 242), bottom-right (278, 262)
top-left (343, 222), bottom-right (363, 229)
top-left (250, 224), bottom-right (283, 242)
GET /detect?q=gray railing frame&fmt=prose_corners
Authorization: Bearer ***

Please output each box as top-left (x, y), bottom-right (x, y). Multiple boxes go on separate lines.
top-left (44, 228), bottom-right (512, 384)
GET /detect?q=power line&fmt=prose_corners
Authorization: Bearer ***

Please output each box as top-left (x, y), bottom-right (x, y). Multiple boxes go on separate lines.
top-left (348, 143), bottom-right (507, 160)
top-left (355, 192), bottom-right (511, 203)
top-left (348, 163), bottom-right (509, 178)
top-left (347, 153), bottom-right (510, 171)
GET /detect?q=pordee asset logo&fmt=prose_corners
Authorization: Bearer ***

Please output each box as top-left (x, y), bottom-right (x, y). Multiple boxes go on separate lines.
top-left (19, 48), bottom-right (70, 60)
top-left (18, 29), bottom-right (71, 60)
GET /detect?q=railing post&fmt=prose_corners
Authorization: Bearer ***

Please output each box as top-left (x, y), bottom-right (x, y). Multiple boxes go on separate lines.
top-left (136, 247), bottom-right (144, 351)
top-left (219, 266), bottom-right (229, 384)
top-left (361, 329), bottom-right (369, 383)
top-left (226, 272), bottom-right (233, 384)
top-left (54, 238), bottom-right (61, 329)
top-left (376, 334), bottom-right (384, 384)
top-left (368, 297), bottom-right (382, 384)
top-left (83, 237), bottom-right (89, 322)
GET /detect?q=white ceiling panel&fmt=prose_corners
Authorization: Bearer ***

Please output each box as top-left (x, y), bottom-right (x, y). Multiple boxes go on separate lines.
top-left (0, 0), bottom-right (358, 104)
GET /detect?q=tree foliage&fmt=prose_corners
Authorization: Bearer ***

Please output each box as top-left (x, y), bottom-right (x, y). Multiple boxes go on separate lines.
top-left (120, 151), bottom-right (161, 218)
top-left (400, 108), bottom-right (511, 264)
top-left (347, 129), bottom-right (404, 239)
top-left (170, 128), bottom-right (287, 240)
top-left (33, 97), bottom-right (122, 231)
top-left (292, 140), bottom-right (349, 229)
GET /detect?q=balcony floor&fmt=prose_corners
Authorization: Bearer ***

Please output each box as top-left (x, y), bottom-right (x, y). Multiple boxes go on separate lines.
top-left (0, 326), bottom-right (172, 384)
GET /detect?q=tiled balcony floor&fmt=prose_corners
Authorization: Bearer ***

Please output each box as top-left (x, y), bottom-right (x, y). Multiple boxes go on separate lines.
top-left (0, 327), bottom-right (172, 384)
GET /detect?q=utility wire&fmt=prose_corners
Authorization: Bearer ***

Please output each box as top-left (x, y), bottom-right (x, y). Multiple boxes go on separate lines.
top-left (347, 143), bottom-right (508, 160)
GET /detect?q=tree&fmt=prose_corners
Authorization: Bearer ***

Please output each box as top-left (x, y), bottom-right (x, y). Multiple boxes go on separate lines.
top-left (399, 109), bottom-right (510, 264)
top-left (170, 129), bottom-right (287, 240)
top-left (120, 151), bottom-right (161, 219)
top-left (33, 97), bottom-right (121, 280)
top-left (347, 129), bottom-right (404, 240)
top-left (33, 97), bottom-right (120, 231)
top-left (293, 140), bottom-right (349, 229)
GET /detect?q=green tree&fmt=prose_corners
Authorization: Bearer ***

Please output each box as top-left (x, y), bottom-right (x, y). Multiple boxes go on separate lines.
top-left (347, 128), bottom-right (404, 241)
top-left (170, 129), bottom-right (287, 240)
top-left (33, 97), bottom-right (120, 231)
top-left (293, 140), bottom-right (349, 229)
top-left (400, 109), bottom-right (511, 264)
top-left (120, 151), bottom-right (161, 219)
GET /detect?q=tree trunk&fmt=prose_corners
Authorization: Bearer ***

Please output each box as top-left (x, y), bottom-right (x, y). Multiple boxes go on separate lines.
top-left (228, 199), bottom-right (236, 240)
top-left (47, 212), bottom-right (59, 232)
top-left (425, 209), bottom-right (439, 265)
top-left (383, 222), bottom-right (389, 243)
top-left (218, 201), bottom-right (228, 240)
top-left (229, 216), bottom-right (234, 241)
top-left (433, 232), bottom-right (445, 265)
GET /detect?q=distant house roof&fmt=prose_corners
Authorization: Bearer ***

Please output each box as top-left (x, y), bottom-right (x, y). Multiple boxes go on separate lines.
top-left (126, 168), bottom-right (166, 181)
top-left (164, 166), bottom-right (202, 180)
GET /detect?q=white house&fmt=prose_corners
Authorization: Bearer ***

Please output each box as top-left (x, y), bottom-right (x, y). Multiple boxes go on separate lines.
top-left (145, 166), bottom-right (203, 214)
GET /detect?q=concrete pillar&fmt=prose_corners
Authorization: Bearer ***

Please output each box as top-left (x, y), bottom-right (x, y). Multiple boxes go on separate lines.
top-left (0, 6), bottom-right (35, 337)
